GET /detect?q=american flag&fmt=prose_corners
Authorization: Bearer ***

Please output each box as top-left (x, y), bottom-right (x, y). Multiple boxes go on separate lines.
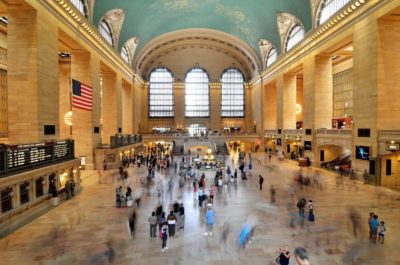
top-left (72, 79), bottom-right (92, 111)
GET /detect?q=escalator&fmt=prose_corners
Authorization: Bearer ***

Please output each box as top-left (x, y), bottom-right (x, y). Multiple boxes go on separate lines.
top-left (320, 150), bottom-right (352, 169)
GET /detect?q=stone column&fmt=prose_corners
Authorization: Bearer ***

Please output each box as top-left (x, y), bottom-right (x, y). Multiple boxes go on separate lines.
top-left (59, 58), bottom-right (71, 140)
top-left (174, 83), bottom-right (185, 129)
top-left (353, 16), bottom-right (378, 172)
top-left (209, 83), bottom-right (221, 132)
top-left (101, 71), bottom-right (120, 144)
top-left (122, 80), bottom-right (133, 134)
top-left (303, 55), bottom-right (333, 131)
top-left (71, 52), bottom-right (101, 169)
top-left (263, 81), bottom-right (277, 130)
top-left (276, 74), bottom-right (296, 130)
top-left (251, 80), bottom-right (263, 134)
top-left (132, 78), bottom-right (143, 133)
top-left (8, 3), bottom-right (60, 144)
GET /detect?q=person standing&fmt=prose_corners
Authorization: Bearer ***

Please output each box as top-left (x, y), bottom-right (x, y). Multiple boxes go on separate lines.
top-left (276, 245), bottom-right (291, 265)
top-left (148, 212), bottom-right (157, 238)
top-left (368, 212), bottom-right (375, 240)
top-left (167, 211), bottom-right (177, 237)
top-left (259, 175), bottom-right (264, 190)
top-left (161, 222), bottom-right (168, 252)
top-left (370, 214), bottom-right (379, 243)
top-left (378, 220), bottom-right (386, 244)
top-left (204, 205), bottom-right (215, 236)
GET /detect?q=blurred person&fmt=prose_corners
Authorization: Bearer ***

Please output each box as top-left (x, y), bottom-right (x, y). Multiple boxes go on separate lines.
top-left (348, 207), bottom-right (361, 238)
top-left (204, 205), bottom-right (215, 236)
top-left (148, 212), bottom-right (157, 238)
top-left (259, 175), bottom-right (264, 190)
top-left (221, 222), bottom-right (230, 245)
top-left (369, 214), bottom-right (379, 243)
top-left (276, 245), bottom-right (291, 265)
top-left (378, 220), bottom-right (386, 244)
top-left (270, 185), bottom-right (276, 203)
top-left (178, 203), bottom-right (185, 229)
top-left (167, 211), bottom-right (177, 237)
top-left (294, 247), bottom-right (310, 265)
top-left (160, 222), bottom-right (168, 252)
top-left (127, 210), bottom-right (136, 239)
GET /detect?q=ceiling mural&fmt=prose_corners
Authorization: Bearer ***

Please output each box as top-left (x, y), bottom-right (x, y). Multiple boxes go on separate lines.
top-left (93, 0), bottom-right (312, 60)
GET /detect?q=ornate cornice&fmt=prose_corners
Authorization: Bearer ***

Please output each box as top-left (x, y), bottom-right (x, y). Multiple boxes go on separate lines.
top-left (276, 12), bottom-right (303, 53)
top-left (124, 37), bottom-right (139, 65)
top-left (252, 0), bottom-right (383, 87)
top-left (258, 39), bottom-right (274, 69)
top-left (310, 0), bottom-right (323, 28)
top-left (103, 8), bottom-right (126, 51)
top-left (35, 0), bottom-right (143, 85)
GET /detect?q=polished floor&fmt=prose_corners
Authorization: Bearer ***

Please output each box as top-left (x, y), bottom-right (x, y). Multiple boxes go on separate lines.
top-left (1, 153), bottom-right (400, 265)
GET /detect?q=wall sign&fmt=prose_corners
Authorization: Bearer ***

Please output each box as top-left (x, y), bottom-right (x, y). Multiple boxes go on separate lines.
top-left (387, 144), bottom-right (399, 151)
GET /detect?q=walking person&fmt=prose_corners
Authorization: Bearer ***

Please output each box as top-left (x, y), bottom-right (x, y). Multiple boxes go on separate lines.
top-left (368, 212), bottom-right (375, 240)
top-left (127, 210), bottom-right (137, 239)
top-left (294, 247), bottom-right (310, 265)
top-left (369, 214), bottom-right (379, 243)
top-left (363, 170), bottom-right (369, 184)
top-left (270, 185), bottom-right (276, 203)
top-left (158, 212), bottom-right (166, 231)
top-left (259, 175), bottom-right (264, 190)
top-left (160, 222), bottom-right (168, 252)
top-left (204, 205), bottom-right (215, 236)
top-left (167, 211), bottom-right (177, 237)
top-left (178, 203), bottom-right (185, 229)
top-left (148, 212), bottom-right (157, 238)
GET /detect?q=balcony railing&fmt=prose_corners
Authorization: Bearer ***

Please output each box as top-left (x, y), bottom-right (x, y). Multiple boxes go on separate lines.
top-left (379, 130), bottom-right (400, 137)
top-left (316, 129), bottom-right (352, 135)
top-left (283, 129), bottom-right (304, 135)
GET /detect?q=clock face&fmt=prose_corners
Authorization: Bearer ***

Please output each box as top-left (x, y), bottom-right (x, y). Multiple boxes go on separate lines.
top-left (296, 104), bottom-right (302, 115)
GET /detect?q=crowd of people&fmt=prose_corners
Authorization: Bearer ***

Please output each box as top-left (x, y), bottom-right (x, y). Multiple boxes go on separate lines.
top-left (102, 144), bottom-right (393, 264)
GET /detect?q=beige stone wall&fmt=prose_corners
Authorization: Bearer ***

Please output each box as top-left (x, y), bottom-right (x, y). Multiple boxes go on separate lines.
top-left (263, 82), bottom-right (277, 130)
top-left (352, 16), bottom-right (378, 172)
top-left (296, 77), bottom-right (304, 123)
top-left (8, 4), bottom-right (60, 144)
top-left (122, 80), bottom-right (133, 134)
top-left (58, 59), bottom-right (71, 140)
top-left (377, 18), bottom-right (400, 130)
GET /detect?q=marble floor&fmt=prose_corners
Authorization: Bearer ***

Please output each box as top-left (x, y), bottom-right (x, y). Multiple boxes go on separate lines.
top-left (1, 153), bottom-right (400, 265)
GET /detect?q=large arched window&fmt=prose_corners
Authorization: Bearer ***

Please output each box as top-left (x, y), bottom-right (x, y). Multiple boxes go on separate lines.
top-left (99, 19), bottom-right (113, 46)
top-left (266, 47), bottom-right (278, 68)
top-left (185, 68), bottom-right (210, 117)
top-left (221, 68), bottom-right (245, 117)
top-left (285, 24), bottom-right (305, 52)
top-left (149, 68), bottom-right (174, 118)
top-left (317, 0), bottom-right (351, 25)
top-left (70, 0), bottom-right (88, 17)
top-left (121, 46), bottom-right (130, 64)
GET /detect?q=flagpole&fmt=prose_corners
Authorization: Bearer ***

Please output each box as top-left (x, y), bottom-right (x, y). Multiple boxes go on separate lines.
top-left (69, 57), bottom-right (73, 138)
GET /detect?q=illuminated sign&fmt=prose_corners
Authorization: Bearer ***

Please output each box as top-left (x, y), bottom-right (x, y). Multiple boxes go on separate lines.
top-left (387, 144), bottom-right (399, 151)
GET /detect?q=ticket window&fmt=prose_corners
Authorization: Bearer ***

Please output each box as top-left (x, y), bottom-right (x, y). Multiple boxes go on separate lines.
top-left (1, 187), bottom-right (13, 214)
top-left (35, 177), bottom-right (44, 198)
top-left (20, 182), bottom-right (30, 205)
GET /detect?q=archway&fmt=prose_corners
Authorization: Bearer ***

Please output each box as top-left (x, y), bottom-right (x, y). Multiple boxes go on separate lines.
top-left (318, 144), bottom-right (352, 169)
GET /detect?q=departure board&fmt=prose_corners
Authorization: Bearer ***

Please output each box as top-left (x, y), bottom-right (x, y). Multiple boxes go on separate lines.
top-left (54, 141), bottom-right (70, 160)
top-left (7, 143), bottom-right (53, 169)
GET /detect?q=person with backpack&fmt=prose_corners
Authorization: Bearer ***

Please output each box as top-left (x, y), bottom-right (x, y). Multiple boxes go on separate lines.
top-left (297, 198), bottom-right (307, 228)
top-left (160, 222), bottom-right (168, 252)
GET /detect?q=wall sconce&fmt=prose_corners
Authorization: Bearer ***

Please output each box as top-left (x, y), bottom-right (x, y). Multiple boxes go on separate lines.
top-left (296, 104), bottom-right (302, 115)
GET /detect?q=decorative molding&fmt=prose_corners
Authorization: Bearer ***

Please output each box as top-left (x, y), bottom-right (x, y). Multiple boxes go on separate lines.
top-left (124, 37), bottom-right (139, 65)
top-left (276, 12), bottom-right (303, 53)
top-left (103, 8), bottom-right (126, 50)
top-left (252, 0), bottom-right (377, 87)
top-left (258, 39), bottom-right (274, 68)
top-left (310, 0), bottom-right (323, 28)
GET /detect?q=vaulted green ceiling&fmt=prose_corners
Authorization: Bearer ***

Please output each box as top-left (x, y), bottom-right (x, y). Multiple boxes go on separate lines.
top-left (93, 0), bottom-right (312, 59)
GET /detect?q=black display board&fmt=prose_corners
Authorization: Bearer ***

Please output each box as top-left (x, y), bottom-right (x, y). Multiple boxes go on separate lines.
top-left (0, 140), bottom-right (74, 177)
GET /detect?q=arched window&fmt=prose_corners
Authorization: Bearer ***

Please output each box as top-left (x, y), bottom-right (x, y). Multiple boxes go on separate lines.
top-left (266, 47), bottom-right (278, 68)
top-left (70, 0), bottom-right (87, 17)
top-left (99, 19), bottom-right (113, 46)
top-left (148, 68), bottom-right (174, 118)
top-left (285, 24), bottom-right (305, 52)
top-left (121, 46), bottom-right (130, 64)
top-left (317, 0), bottom-right (351, 25)
top-left (185, 68), bottom-right (210, 117)
top-left (221, 68), bottom-right (245, 117)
